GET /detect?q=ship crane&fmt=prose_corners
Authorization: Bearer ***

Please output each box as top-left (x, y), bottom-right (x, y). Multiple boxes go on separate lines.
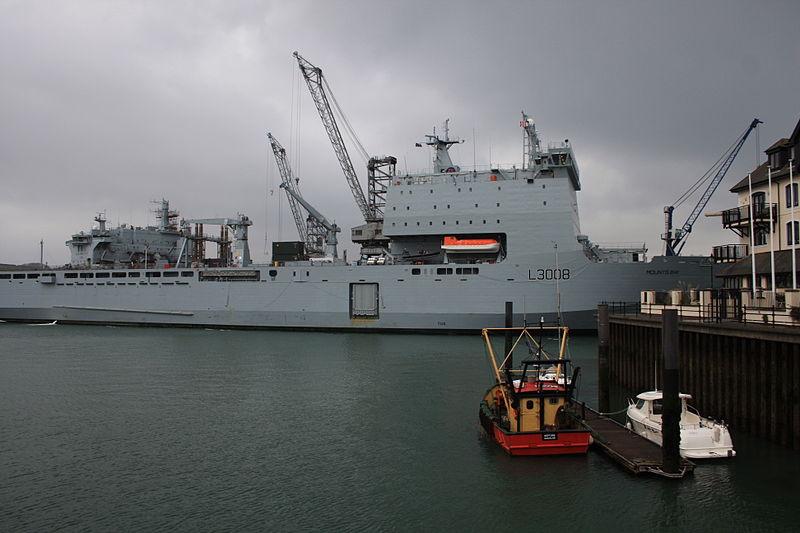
top-left (267, 132), bottom-right (325, 256)
top-left (278, 183), bottom-right (340, 259)
top-left (294, 51), bottom-right (394, 257)
top-left (294, 51), bottom-right (374, 222)
top-left (662, 118), bottom-right (761, 256)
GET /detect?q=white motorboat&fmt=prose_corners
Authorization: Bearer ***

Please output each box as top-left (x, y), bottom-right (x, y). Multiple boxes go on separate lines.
top-left (626, 390), bottom-right (736, 459)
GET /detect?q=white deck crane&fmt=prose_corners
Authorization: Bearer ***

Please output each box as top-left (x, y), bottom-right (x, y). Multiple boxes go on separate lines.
top-left (267, 132), bottom-right (325, 256)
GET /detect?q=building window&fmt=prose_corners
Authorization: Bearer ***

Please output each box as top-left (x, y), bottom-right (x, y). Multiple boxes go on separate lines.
top-left (755, 228), bottom-right (768, 246)
top-left (786, 183), bottom-right (798, 208)
top-left (752, 191), bottom-right (766, 207)
top-left (788, 221), bottom-right (800, 245)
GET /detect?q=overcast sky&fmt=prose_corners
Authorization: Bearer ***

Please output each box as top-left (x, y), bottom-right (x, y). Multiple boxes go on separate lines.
top-left (1, 0), bottom-right (798, 265)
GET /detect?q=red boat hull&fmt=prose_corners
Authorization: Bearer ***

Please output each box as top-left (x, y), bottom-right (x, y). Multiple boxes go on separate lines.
top-left (480, 406), bottom-right (591, 456)
top-left (491, 425), bottom-right (591, 456)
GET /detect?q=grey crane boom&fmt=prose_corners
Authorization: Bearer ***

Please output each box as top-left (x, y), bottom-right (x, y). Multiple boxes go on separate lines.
top-left (278, 183), bottom-right (340, 259)
top-left (293, 51), bottom-right (375, 222)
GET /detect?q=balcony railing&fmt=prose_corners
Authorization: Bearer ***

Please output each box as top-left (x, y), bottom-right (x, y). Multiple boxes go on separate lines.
top-left (722, 203), bottom-right (778, 227)
top-left (712, 243), bottom-right (748, 263)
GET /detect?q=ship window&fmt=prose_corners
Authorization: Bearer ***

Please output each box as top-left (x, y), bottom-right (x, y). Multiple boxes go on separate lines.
top-left (95, 272), bottom-right (109, 278)
top-left (412, 268), bottom-right (421, 275)
top-left (635, 399), bottom-right (646, 409)
top-left (544, 201), bottom-right (547, 206)
top-left (127, 272), bottom-right (140, 278)
top-left (443, 221), bottom-right (446, 225)
top-left (542, 184), bottom-right (546, 189)
top-left (433, 205), bottom-right (437, 209)
top-left (112, 272), bottom-right (126, 278)
top-left (163, 271), bottom-right (179, 278)
top-left (496, 203), bottom-right (500, 207)
top-left (447, 204), bottom-right (450, 209)
top-left (526, 400), bottom-right (534, 410)
top-left (436, 268), bottom-right (453, 275)
top-left (392, 223), bottom-right (396, 227)
top-left (458, 188), bottom-right (461, 192)
top-left (469, 187), bottom-right (472, 192)
top-left (392, 207), bottom-right (396, 211)
top-left (27, 273), bottom-right (40, 279)
top-left (498, 187), bottom-right (501, 190)
top-left (404, 222), bottom-right (407, 226)
top-left (469, 220), bottom-right (472, 224)
top-left (293, 271), bottom-right (296, 277)
top-left (483, 220), bottom-right (486, 224)
top-left (146, 271), bottom-right (161, 278)
top-left (409, 191), bottom-right (412, 195)
top-left (497, 220), bottom-right (500, 224)
top-left (269, 270), bottom-right (277, 277)
top-left (429, 222), bottom-right (432, 226)
top-left (0, 274), bottom-right (10, 279)
top-left (475, 203), bottom-right (478, 208)
top-left (80, 273), bottom-right (93, 278)
top-left (430, 189), bottom-right (433, 193)
top-left (181, 271), bottom-right (194, 277)
top-left (456, 221), bottom-right (459, 225)
top-left (64, 273), bottom-right (77, 278)
top-left (306, 271), bottom-right (309, 277)
top-left (406, 206), bottom-right (409, 210)
top-left (652, 400), bottom-right (663, 415)
top-left (13, 273), bottom-right (25, 279)
top-left (416, 222), bottom-right (420, 226)
top-left (549, 398), bottom-right (559, 405)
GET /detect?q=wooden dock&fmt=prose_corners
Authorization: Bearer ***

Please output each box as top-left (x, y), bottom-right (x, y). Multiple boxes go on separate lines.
top-left (574, 403), bottom-right (695, 478)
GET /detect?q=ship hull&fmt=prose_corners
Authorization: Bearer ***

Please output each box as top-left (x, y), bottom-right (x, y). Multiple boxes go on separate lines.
top-left (0, 254), bottom-right (713, 332)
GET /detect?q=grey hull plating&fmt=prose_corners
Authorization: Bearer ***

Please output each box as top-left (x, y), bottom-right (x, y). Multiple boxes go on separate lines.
top-left (0, 254), bottom-right (711, 332)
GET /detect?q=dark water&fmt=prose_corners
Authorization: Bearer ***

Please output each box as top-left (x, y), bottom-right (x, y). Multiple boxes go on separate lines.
top-left (1, 324), bottom-right (797, 532)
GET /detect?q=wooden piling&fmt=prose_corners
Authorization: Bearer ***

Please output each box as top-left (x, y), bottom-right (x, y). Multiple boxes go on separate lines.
top-left (661, 309), bottom-right (680, 474)
top-left (598, 303), bottom-right (610, 413)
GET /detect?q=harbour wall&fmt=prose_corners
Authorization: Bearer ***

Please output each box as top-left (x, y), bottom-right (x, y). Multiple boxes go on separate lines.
top-left (604, 311), bottom-right (800, 450)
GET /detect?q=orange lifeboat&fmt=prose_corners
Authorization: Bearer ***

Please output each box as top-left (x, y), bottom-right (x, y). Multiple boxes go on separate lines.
top-left (441, 236), bottom-right (500, 253)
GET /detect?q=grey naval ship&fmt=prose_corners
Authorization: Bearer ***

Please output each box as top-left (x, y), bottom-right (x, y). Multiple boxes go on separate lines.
top-left (0, 115), bottom-right (714, 332)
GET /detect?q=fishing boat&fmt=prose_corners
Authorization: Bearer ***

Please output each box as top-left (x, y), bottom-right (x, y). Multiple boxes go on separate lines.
top-left (478, 325), bottom-right (591, 455)
top-left (626, 391), bottom-right (736, 459)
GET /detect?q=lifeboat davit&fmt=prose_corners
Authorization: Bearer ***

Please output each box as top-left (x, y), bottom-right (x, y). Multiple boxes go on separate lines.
top-left (441, 236), bottom-right (500, 253)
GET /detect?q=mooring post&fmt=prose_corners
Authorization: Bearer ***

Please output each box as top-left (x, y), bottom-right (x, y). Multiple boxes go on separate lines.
top-left (503, 302), bottom-right (513, 374)
top-left (662, 309), bottom-right (681, 474)
top-left (598, 304), bottom-right (610, 413)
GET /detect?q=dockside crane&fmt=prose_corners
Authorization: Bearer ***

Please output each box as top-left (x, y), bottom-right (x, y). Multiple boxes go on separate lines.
top-left (268, 132), bottom-right (324, 256)
top-left (662, 118), bottom-right (761, 256)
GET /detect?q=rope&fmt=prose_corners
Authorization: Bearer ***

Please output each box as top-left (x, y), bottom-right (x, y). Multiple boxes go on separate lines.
top-left (323, 76), bottom-right (370, 163)
top-left (673, 134), bottom-right (741, 209)
top-left (596, 406), bottom-right (630, 416)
